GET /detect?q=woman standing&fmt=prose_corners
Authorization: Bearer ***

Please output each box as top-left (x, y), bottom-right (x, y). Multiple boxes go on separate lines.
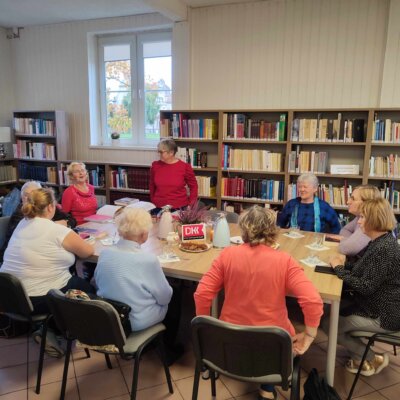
top-left (328, 198), bottom-right (400, 376)
top-left (195, 206), bottom-right (323, 400)
top-left (150, 138), bottom-right (198, 213)
top-left (277, 173), bottom-right (341, 233)
top-left (61, 162), bottom-right (97, 225)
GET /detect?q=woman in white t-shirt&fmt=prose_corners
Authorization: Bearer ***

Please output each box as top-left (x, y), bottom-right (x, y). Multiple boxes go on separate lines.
top-left (1, 187), bottom-right (95, 357)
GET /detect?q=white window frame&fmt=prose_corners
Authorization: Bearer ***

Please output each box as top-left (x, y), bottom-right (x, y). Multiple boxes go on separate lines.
top-left (97, 30), bottom-right (172, 147)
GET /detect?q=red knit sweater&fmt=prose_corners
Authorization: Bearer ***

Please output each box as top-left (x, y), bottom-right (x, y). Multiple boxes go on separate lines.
top-left (61, 184), bottom-right (98, 225)
top-left (194, 244), bottom-right (323, 336)
top-left (150, 160), bottom-right (198, 208)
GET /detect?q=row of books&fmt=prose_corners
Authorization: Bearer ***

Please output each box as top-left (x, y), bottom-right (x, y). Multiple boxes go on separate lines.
top-left (291, 116), bottom-right (365, 143)
top-left (109, 167), bottom-right (150, 191)
top-left (196, 176), bottom-right (217, 197)
top-left (288, 148), bottom-right (328, 174)
top-left (13, 117), bottom-right (56, 136)
top-left (58, 163), bottom-right (105, 187)
top-left (369, 155), bottom-right (400, 177)
top-left (222, 113), bottom-right (287, 141)
top-left (371, 119), bottom-right (400, 143)
top-left (0, 165), bottom-right (16, 182)
top-left (18, 163), bottom-right (57, 183)
top-left (221, 145), bottom-right (283, 171)
top-left (221, 177), bottom-right (284, 201)
top-left (13, 141), bottom-right (56, 160)
top-left (161, 114), bottom-right (218, 139)
top-left (287, 182), bottom-right (353, 207)
top-left (176, 147), bottom-right (208, 168)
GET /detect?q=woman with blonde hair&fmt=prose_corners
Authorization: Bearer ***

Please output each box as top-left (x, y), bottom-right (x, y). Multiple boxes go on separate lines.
top-left (61, 162), bottom-right (97, 225)
top-left (329, 198), bottom-right (400, 376)
top-left (337, 184), bottom-right (381, 257)
top-left (195, 205), bottom-right (323, 400)
top-left (1, 188), bottom-right (94, 357)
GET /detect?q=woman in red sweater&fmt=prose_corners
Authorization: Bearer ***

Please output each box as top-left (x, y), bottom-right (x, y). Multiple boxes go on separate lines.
top-left (150, 138), bottom-right (198, 213)
top-left (61, 162), bottom-right (98, 226)
top-left (194, 206), bottom-right (323, 400)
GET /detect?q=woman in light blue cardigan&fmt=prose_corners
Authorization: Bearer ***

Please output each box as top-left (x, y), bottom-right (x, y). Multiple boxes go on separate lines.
top-left (95, 207), bottom-right (172, 331)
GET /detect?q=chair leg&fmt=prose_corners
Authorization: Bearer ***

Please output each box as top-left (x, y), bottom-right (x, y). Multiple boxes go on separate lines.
top-left (35, 319), bottom-right (49, 394)
top-left (393, 345), bottom-right (397, 356)
top-left (290, 356), bottom-right (301, 400)
top-left (156, 335), bottom-right (173, 394)
top-left (84, 348), bottom-right (91, 358)
top-left (347, 337), bottom-right (374, 400)
top-left (60, 339), bottom-right (73, 400)
top-left (104, 353), bottom-right (113, 369)
top-left (192, 366), bottom-right (201, 400)
top-left (130, 348), bottom-right (144, 400)
top-left (210, 370), bottom-right (217, 397)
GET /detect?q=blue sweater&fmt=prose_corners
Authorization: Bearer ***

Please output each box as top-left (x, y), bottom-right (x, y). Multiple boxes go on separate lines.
top-left (95, 239), bottom-right (173, 331)
top-left (277, 197), bottom-right (341, 234)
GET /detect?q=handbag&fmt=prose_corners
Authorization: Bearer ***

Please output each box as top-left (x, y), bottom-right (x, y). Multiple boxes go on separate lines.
top-left (100, 297), bottom-right (132, 336)
top-left (303, 368), bottom-right (341, 400)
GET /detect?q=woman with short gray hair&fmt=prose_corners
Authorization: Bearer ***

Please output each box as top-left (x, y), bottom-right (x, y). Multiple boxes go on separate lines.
top-left (277, 173), bottom-right (341, 233)
top-left (150, 138), bottom-right (198, 214)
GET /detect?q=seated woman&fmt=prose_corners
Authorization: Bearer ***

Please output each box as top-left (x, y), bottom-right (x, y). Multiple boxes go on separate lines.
top-left (337, 184), bottom-right (381, 258)
top-left (1, 188), bottom-right (94, 357)
top-left (277, 173), bottom-right (341, 233)
top-left (95, 207), bottom-right (172, 331)
top-left (0, 181), bottom-right (76, 263)
top-left (194, 206), bottom-right (323, 400)
top-left (61, 162), bottom-right (97, 225)
top-left (150, 138), bottom-right (198, 214)
top-left (328, 198), bottom-right (400, 376)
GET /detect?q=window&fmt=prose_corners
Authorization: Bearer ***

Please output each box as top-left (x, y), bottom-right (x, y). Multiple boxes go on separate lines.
top-left (98, 31), bottom-right (172, 147)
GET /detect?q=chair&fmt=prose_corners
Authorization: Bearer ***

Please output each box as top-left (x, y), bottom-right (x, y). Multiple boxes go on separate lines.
top-left (46, 289), bottom-right (174, 400)
top-left (0, 272), bottom-right (49, 394)
top-left (346, 330), bottom-right (400, 400)
top-left (0, 215), bottom-right (11, 249)
top-left (191, 316), bottom-right (300, 400)
top-left (206, 210), bottom-right (239, 224)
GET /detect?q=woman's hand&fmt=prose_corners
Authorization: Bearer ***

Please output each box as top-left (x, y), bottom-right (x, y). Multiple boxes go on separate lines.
top-left (292, 331), bottom-right (315, 355)
top-left (329, 254), bottom-right (346, 269)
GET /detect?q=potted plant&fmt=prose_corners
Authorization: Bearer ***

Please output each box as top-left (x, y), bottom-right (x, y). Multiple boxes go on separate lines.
top-left (175, 201), bottom-right (209, 238)
top-left (111, 131), bottom-right (120, 146)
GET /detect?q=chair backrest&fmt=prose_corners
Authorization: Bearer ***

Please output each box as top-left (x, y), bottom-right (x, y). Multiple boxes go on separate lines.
top-left (0, 272), bottom-right (34, 320)
top-left (191, 316), bottom-right (293, 390)
top-left (46, 289), bottom-right (126, 349)
top-left (206, 210), bottom-right (239, 224)
top-left (0, 216), bottom-right (11, 249)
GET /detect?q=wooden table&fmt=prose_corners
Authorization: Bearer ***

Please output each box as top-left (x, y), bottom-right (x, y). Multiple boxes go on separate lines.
top-left (84, 222), bottom-right (342, 385)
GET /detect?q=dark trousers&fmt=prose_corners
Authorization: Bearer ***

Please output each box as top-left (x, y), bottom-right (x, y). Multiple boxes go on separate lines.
top-left (163, 278), bottom-right (183, 348)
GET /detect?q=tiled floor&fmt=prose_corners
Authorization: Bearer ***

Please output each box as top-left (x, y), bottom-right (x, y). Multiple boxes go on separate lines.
top-left (1, 287), bottom-right (400, 399)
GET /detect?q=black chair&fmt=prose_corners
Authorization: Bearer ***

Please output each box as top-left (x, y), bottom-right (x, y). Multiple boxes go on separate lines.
top-left (206, 210), bottom-right (239, 224)
top-left (346, 330), bottom-right (400, 400)
top-left (0, 272), bottom-right (49, 394)
top-left (46, 289), bottom-right (174, 400)
top-left (191, 316), bottom-right (300, 400)
top-left (0, 215), bottom-right (11, 250)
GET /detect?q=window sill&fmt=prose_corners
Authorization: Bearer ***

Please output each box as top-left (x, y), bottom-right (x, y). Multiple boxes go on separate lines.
top-left (89, 145), bottom-right (157, 151)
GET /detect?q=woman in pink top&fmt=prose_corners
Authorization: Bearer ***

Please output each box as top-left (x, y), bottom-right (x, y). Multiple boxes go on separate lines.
top-left (194, 206), bottom-right (323, 400)
top-left (61, 162), bottom-right (98, 226)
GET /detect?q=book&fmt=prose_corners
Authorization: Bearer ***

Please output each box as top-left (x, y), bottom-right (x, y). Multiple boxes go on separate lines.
top-left (114, 197), bottom-right (139, 206)
top-left (126, 201), bottom-right (156, 212)
top-left (84, 204), bottom-right (122, 223)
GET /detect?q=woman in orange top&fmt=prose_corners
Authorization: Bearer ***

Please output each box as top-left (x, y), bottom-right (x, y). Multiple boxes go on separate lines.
top-left (194, 206), bottom-right (323, 400)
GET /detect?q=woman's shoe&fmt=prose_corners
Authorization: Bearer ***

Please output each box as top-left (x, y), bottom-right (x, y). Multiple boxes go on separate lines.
top-left (258, 388), bottom-right (277, 400)
top-left (201, 367), bottom-right (219, 380)
top-left (372, 353), bottom-right (389, 374)
top-left (32, 328), bottom-right (65, 358)
top-left (345, 358), bottom-right (375, 377)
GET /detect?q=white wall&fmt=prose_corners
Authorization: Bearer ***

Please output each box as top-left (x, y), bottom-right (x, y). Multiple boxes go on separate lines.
top-left (191, 0), bottom-right (389, 109)
top-left (10, 13), bottom-right (175, 163)
top-left (5, 0), bottom-right (400, 164)
top-left (0, 28), bottom-right (15, 126)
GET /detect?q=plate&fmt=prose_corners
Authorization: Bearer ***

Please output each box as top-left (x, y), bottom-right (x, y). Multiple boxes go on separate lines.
top-left (179, 242), bottom-right (212, 253)
top-left (230, 236), bottom-right (244, 245)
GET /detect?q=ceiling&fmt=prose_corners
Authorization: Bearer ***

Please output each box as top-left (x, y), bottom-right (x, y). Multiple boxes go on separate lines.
top-left (0, 0), bottom-right (257, 29)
